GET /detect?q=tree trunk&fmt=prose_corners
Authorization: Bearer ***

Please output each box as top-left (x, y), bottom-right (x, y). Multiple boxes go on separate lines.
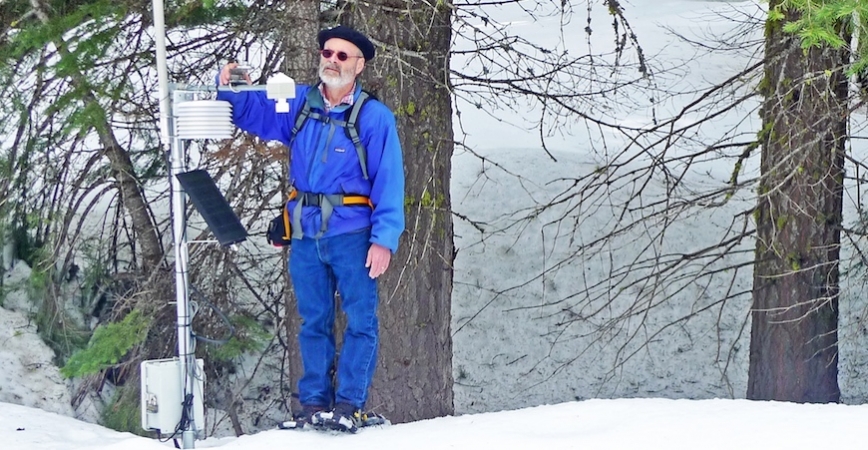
top-left (345, 2), bottom-right (455, 422)
top-left (280, 0), bottom-right (320, 416)
top-left (748, 2), bottom-right (846, 403)
top-left (29, 0), bottom-right (164, 273)
top-left (280, 0), bottom-right (320, 83)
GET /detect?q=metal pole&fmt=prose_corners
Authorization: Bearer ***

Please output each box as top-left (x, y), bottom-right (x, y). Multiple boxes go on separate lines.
top-left (172, 92), bottom-right (196, 449)
top-left (152, 0), bottom-right (170, 146)
top-left (152, 0), bottom-right (196, 448)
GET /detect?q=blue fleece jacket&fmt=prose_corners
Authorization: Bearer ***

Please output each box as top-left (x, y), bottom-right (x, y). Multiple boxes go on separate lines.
top-left (216, 82), bottom-right (405, 253)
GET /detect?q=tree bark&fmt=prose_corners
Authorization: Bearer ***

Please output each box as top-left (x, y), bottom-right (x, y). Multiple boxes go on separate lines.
top-left (748, 2), bottom-right (846, 403)
top-left (344, 1), bottom-right (455, 422)
top-left (280, 0), bottom-right (320, 416)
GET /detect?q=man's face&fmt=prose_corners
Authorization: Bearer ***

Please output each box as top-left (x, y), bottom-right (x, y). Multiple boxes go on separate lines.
top-left (318, 38), bottom-right (365, 90)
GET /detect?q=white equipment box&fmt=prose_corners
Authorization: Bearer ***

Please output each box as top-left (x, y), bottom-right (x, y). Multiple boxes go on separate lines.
top-left (140, 358), bottom-right (205, 434)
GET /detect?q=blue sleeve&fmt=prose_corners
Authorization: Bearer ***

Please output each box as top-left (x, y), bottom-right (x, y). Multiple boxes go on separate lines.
top-left (365, 107), bottom-right (405, 253)
top-left (214, 74), bottom-right (305, 144)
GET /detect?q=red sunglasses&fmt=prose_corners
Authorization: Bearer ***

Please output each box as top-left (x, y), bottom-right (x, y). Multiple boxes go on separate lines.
top-left (320, 49), bottom-right (363, 62)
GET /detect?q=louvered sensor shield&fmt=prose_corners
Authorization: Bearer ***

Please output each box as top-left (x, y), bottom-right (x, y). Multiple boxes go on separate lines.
top-left (175, 169), bottom-right (248, 246)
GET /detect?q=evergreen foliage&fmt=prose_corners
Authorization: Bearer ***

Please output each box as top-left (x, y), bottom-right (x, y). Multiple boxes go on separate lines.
top-left (61, 309), bottom-right (149, 378)
top-left (773, 0), bottom-right (868, 74)
top-left (208, 314), bottom-right (271, 361)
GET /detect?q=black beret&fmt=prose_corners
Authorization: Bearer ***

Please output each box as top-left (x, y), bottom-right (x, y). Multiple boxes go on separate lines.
top-left (317, 25), bottom-right (375, 61)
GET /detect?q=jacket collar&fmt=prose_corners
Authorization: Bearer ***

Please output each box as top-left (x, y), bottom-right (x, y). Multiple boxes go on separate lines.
top-left (310, 82), bottom-right (362, 112)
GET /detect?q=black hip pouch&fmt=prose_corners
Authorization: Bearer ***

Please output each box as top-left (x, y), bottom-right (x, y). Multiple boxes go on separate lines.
top-left (266, 206), bottom-right (292, 247)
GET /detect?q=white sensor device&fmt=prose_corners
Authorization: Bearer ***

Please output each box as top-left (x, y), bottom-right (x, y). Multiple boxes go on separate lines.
top-left (266, 73), bottom-right (296, 113)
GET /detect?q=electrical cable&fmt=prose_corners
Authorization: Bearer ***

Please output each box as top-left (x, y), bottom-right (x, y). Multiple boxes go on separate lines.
top-left (189, 284), bottom-right (236, 345)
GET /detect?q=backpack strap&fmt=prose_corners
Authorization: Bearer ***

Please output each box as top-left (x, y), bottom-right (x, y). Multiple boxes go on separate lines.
top-left (289, 85), bottom-right (371, 179)
top-left (288, 95), bottom-right (313, 148)
top-left (286, 86), bottom-right (375, 239)
top-left (289, 189), bottom-right (372, 239)
top-left (346, 91), bottom-right (370, 180)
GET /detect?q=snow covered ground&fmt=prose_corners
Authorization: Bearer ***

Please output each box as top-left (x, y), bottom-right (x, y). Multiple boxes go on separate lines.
top-left (3, 398), bottom-right (868, 449)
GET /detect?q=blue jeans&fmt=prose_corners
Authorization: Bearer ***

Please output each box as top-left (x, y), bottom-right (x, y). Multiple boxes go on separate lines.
top-left (290, 228), bottom-right (379, 409)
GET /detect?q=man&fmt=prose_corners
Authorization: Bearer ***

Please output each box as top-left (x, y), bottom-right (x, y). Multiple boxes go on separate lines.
top-left (217, 26), bottom-right (405, 432)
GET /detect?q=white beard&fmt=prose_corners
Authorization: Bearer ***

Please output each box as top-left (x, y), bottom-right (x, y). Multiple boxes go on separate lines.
top-left (319, 64), bottom-right (354, 90)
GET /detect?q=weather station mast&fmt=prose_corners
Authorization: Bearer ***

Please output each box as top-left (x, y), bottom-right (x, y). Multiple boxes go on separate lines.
top-left (141, 0), bottom-right (294, 448)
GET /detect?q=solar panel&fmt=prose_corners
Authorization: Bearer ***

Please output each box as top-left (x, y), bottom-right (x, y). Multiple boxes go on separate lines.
top-left (176, 170), bottom-right (248, 246)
